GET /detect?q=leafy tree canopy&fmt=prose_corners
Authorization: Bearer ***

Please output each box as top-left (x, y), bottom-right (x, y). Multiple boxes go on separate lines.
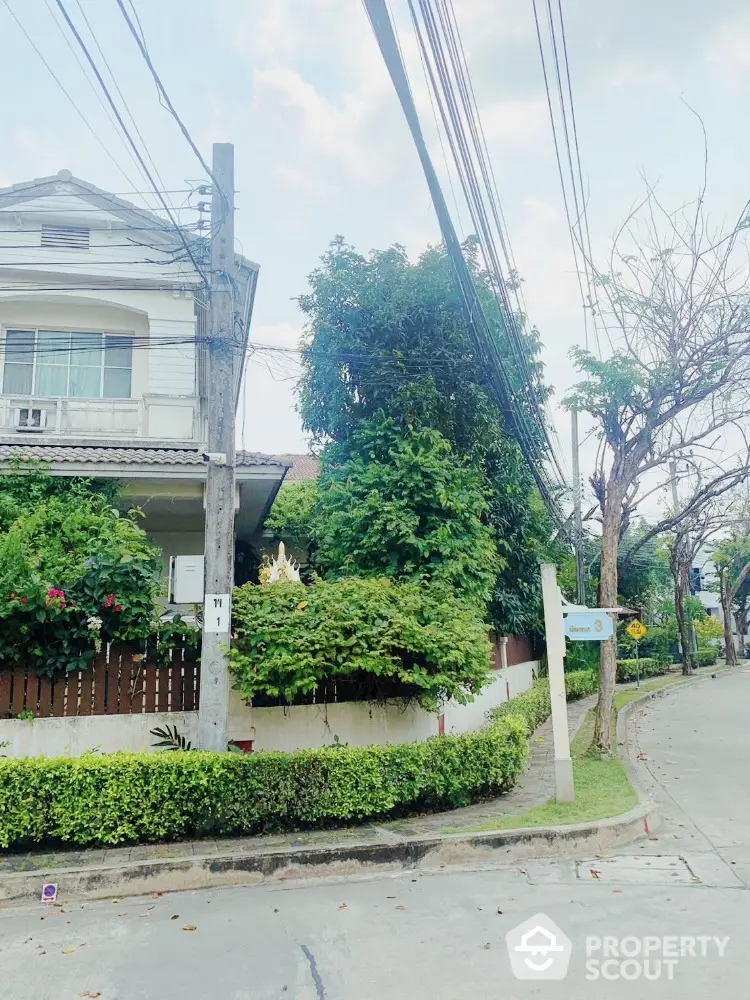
top-left (292, 237), bottom-right (561, 635)
top-left (312, 415), bottom-right (498, 606)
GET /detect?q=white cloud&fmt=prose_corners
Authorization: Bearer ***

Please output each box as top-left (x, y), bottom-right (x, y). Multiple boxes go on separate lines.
top-left (605, 58), bottom-right (671, 89)
top-left (706, 17), bottom-right (750, 86)
top-left (481, 99), bottom-right (547, 143)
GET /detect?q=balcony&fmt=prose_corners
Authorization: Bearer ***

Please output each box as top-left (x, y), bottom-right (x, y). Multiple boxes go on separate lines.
top-left (0, 393), bottom-right (201, 441)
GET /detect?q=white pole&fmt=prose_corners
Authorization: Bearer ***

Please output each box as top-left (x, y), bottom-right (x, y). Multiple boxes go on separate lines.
top-left (541, 563), bottom-right (575, 803)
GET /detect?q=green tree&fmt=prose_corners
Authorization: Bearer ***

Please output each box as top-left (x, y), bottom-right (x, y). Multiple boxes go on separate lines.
top-left (566, 188), bottom-right (750, 748)
top-left (296, 237), bottom-right (558, 634)
top-left (312, 415), bottom-right (498, 607)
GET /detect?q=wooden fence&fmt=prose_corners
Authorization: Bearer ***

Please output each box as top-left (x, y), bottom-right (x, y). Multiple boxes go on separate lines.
top-left (0, 644), bottom-right (200, 719)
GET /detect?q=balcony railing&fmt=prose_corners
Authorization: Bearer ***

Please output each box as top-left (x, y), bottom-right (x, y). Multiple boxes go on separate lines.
top-left (0, 393), bottom-right (201, 441)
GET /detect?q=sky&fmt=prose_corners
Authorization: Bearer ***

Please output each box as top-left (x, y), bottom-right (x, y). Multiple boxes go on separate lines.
top-left (2, 0), bottom-right (750, 503)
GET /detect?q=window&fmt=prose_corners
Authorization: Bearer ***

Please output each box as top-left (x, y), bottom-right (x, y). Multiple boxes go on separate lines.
top-left (2, 330), bottom-right (132, 398)
top-left (690, 567), bottom-right (702, 594)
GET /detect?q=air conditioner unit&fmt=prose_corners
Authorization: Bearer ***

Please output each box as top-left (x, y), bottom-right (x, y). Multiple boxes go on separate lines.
top-left (14, 407), bottom-right (48, 432)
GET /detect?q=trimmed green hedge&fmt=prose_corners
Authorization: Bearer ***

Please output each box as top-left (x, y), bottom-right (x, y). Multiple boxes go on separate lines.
top-left (0, 670), bottom-right (599, 850)
top-left (616, 658), bottom-right (667, 683)
top-left (696, 648), bottom-right (719, 667)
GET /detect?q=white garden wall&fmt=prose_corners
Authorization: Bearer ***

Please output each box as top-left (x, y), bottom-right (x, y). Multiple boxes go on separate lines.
top-left (441, 660), bottom-right (537, 735)
top-left (0, 661), bottom-right (538, 757)
top-left (0, 711), bottom-right (199, 758)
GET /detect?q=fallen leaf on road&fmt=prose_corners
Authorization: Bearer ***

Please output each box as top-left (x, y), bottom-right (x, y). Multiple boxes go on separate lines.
top-left (62, 947), bottom-right (77, 955)
top-left (111, 899), bottom-right (120, 904)
top-left (386, 895), bottom-right (396, 899)
top-left (182, 925), bottom-right (197, 932)
top-left (80, 993), bottom-right (101, 998)
top-left (118, 913), bottom-right (127, 917)
top-left (613, 889), bottom-right (623, 894)
top-left (151, 892), bottom-right (163, 899)
top-left (590, 869), bottom-right (601, 880)
top-left (338, 903), bottom-right (347, 910)
top-left (396, 905), bottom-right (406, 911)
top-left (484, 942), bottom-right (492, 950)
top-left (535, 737), bottom-right (545, 742)
top-left (170, 914), bottom-right (179, 920)
top-left (496, 908), bottom-right (504, 914)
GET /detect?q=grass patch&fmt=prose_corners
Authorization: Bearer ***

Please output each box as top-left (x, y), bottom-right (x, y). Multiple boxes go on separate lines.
top-left (614, 674), bottom-right (683, 712)
top-left (442, 681), bottom-right (677, 834)
top-left (490, 758), bottom-right (637, 830)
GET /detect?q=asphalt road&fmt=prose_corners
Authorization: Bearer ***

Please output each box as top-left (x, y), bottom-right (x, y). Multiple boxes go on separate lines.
top-left (1, 669), bottom-right (748, 1000)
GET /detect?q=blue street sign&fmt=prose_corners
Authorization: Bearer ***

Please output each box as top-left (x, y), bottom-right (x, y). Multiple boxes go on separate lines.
top-left (563, 611), bottom-right (614, 641)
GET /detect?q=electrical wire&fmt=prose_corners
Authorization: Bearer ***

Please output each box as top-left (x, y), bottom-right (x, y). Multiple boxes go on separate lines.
top-left (402, 0), bottom-right (567, 490)
top-left (362, 1), bottom-right (563, 519)
top-left (53, 0), bottom-right (209, 287)
top-left (1, 0), bottom-right (142, 194)
top-left (114, 0), bottom-right (228, 230)
top-left (531, 0), bottom-right (606, 357)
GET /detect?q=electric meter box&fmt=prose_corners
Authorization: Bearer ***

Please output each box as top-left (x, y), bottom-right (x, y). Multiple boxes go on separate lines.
top-left (169, 555), bottom-right (205, 604)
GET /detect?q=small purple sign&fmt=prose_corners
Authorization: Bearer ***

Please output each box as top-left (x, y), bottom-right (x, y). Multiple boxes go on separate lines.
top-left (41, 883), bottom-right (57, 903)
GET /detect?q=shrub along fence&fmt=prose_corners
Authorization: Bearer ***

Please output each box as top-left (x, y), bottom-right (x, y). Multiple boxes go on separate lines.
top-left (0, 670), bottom-right (600, 850)
top-left (0, 644), bottom-right (200, 719)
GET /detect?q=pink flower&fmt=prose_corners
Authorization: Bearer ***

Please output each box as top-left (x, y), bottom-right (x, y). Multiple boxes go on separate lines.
top-left (114, 604), bottom-right (122, 613)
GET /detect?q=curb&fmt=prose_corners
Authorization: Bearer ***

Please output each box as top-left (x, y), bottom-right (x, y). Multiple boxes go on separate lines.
top-left (0, 669), bottom-right (731, 906)
top-left (0, 801), bottom-right (658, 906)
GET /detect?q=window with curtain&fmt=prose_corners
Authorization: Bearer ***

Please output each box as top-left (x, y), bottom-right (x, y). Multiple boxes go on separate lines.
top-left (2, 330), bottom-right (133, 398)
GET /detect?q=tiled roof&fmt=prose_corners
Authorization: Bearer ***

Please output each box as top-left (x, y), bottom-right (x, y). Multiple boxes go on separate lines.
top-left (0, 443), bottom-right (290, 469)
top-left (278, 454), bottom-right (322, 482)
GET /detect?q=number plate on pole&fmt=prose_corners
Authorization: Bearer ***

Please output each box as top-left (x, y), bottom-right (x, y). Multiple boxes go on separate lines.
top-left (563, 611), bottom-right (614, 641)
top-left (204, 593), bottom-right (231, 633)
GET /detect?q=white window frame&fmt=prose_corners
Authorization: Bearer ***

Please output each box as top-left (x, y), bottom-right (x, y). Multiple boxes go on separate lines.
top-left (1, 328), bottom-right (133, 400)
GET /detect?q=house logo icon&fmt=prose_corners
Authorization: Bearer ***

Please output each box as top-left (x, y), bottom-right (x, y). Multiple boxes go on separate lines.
top-left (505, 913), bottom-right (572, 980)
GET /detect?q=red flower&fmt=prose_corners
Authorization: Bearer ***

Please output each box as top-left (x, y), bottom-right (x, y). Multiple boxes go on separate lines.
top-left (20, 598), bottom-right (28, 605)
top-left (114, 604), bottom-right (122, 613)
top-left (104, 593), bottom-right (117, 609)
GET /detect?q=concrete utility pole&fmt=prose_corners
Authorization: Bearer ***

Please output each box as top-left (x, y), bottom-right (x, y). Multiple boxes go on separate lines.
top-left (571, 407), bottom-right (586, 605)
top-left (198, 143), bottom-right (235, 751)
top-left (540, 563), bottom-right (575, 803)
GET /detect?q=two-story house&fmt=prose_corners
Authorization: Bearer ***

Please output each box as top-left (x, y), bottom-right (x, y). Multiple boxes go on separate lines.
top-left (0, 170), bottom-right (291, 587)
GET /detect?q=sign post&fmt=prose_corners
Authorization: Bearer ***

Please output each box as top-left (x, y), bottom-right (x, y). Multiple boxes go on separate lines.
top-left (626, 620), bottom-right (648, 690)
top-left (540, 563), bottom-right (575, 804)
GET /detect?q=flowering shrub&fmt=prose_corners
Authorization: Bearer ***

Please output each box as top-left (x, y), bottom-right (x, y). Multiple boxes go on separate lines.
top-left (0, 493), bottom-right (163, 677)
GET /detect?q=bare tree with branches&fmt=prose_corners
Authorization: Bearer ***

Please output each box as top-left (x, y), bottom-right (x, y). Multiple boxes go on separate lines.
top-left (567, 185), bottom-right (750, 749)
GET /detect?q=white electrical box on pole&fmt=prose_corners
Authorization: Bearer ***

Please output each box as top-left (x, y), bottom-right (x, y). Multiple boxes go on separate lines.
top-left (198, 142), bottom-right (235, 751)
top-left (540, 563), bottom-right (575, 803)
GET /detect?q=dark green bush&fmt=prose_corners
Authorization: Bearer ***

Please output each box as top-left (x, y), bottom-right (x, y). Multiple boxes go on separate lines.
top-left (0, 721), bottom-right (528, 849)
top-left (0, 670), bottom-right (600, 850)
top-left (615, 658), bottom-right (668, 682)
top-left (696, 648), bottom-right (718, 667)
top-left (493, 668), bottom-right (598, 731)
top-left (230, 576), bottom-right (492, 710)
